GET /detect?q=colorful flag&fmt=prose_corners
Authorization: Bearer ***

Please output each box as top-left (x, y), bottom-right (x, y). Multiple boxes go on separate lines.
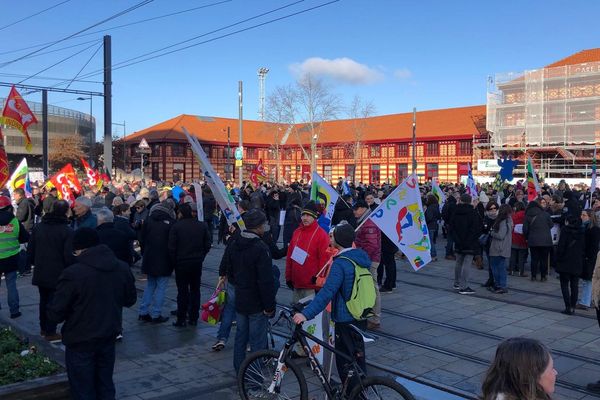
top-left (1, 86), bottom-right (37, 152)
top-left (431, 177), bottom-right (445, 211)
top-left (6, 158), bottom-right (31, 197)
top-left (310, 171), bottom-right (339, 232)
top-left (100, 166), bottom-right (111, 184)
top-left (0, 127), bottom-right (9, 189)
top-left (368, 173), bottom-right (431, 271)
top-left (60, 164), bottom-right (82, 194)
top-left (466, 163), bottom-right (477, 198)
top-left (342, 179), bottom-right (352, 196)
top-left (182, 126), bottom-right (245, 229)
top-left (49, 169), bottom-right (75, 206)
top-left (80, 158), bottom-right (103, 190)
top-left (526, 156), bottom-right (541, 201)
top-left (249, 158), bottom-right (268, 187)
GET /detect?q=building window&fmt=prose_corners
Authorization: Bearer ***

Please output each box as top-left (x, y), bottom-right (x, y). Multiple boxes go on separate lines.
top-left (130, 145), bottom-right (138, 157)
top-left (323, 165), bottom-right (333, 182)
top-left (370, 144), bottom-right (381, 158)
top-left (173, 162), bottom-right (185, 182)
top-left (458, 163), bottom-right (470, 176)
top-left (345, 164), bottom-right (356, 181)
top-left (397, 143), bottom-right (408, 157)
top-left (426, 163), bottom-right (438, 180)
top-left (171, 143), bottom-right (185, 157)
top-left (211, 146), bottom-right (224, 159)
top-left (151, 162), bottom-right (160, 180)
top-left (370, 164), bottom-right (380, 184)
top-left (458, 141), bottom-right (472, 156)
top-left (151, 144), bottom-right (161, 157)
top-left (246, 147), bottom-right (257, 159)
top-left (426, 142), bottom-right (438, 156)
top-left (322, 147), bottom-right (333, 159)
top-left (397, 163), bottom-right (408, 182)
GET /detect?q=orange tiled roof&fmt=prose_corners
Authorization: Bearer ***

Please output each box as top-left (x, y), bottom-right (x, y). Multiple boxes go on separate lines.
top-left (544, 48), bottom-right (600, 68)
top-left (124, 105), bottom-right (486, 146)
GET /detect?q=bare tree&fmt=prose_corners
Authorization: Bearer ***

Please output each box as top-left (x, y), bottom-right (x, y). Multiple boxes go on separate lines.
top-left (346, 95), bottom-right (376, 182)
top-left (266, 75), bottom-right (341, 175)
top-left (49, 135), bottom-right (86, 171)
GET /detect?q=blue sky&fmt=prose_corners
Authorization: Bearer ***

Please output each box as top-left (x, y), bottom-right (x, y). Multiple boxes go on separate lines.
top-left (1, 0), bottom-right (599, 141)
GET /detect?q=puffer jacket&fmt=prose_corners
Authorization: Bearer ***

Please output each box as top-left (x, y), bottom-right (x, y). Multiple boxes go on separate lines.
top-left (355, 210), bottom-right (381, 263)
top-left (489, 218), bottom-right (513, 258)
top-left (511, 210), bottom-right (527, 249)
top-left (523, 201), bottom-right (553, 247)
top-left (285, 220), bottom-right (330, 290)
top-left (141, 209), bottom-right (176, 276)
top-left (302, 248), bottom-right (372, 323)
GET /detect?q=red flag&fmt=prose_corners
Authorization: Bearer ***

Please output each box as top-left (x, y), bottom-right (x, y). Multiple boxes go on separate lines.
top-left (81, 158), bottom-right (102, 189)
top-left (60, 164), bottom-right (82, 194)
top-left (1, 86), bottom-right (37, 152)
top-left (249, 158), bottom-right (267, 187)
top-left (0, 127), bottom-right (8, 188)
top-left (100, 166), bottom-right (111, 183)
top-left (50, 170), bottom-right (75, 206)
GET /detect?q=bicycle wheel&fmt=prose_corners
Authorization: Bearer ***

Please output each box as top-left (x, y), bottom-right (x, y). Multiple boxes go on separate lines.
top-left (238, 349), bottom-right (308, 400)
top-left (349, 376), bottom-right (415, 400)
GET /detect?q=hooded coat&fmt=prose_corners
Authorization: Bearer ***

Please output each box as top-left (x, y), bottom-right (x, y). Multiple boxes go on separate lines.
top-left (285, 220), bottom-right (330, 289)
top-left (332, 198), bottom-right (356, 227)
top-left (28, 214), bottom-right (73, 289)
top-left (302, 248), bottom-right (372, 323)
top-left (225, 230), bottom-right (276, 315)
top-left (47, 244), bottom-right (136, 349)
top-left (141, 208), bottom-right (176, 276)
top-left (523, 201), bottom-right (553, 247)
top-left (448, 203), bottom-right (482, 255)
top-left (556, 224), bottom-right (585, 276)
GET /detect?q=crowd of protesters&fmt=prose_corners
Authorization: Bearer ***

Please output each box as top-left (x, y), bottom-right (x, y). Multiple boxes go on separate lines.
top-left (1, 174), bottom-right (600, 396)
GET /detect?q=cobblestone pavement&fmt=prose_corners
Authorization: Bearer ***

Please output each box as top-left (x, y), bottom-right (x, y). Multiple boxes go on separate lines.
top-left (1, 236), bottom-right (600, 399)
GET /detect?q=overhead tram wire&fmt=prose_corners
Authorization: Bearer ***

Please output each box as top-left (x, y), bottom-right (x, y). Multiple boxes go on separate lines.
top-left (0, 39), bottom-right (103, 63)
top-left (69, 0), bottom-right (339, 83)
top-left (17, 40), bottom-right (102, 85)
top-left (0, 0), bottom-right (71, 33)
top-left (0, 0), bottom-right (230, 58)
top-left (0, 73), bottom-right (101, 84)
top-left (0, 0), bottom-right (154, 69)
top-left (65, 42), bottom-right (103, 89)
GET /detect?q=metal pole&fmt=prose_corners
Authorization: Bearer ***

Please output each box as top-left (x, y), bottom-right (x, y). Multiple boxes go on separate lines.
top-left (227, 126), bottom-right (231, 181)
top-left (103, 35), bottom-right (112, 175)
top-left (89, 97), bottom-right (94, 164)
top-left (123, 121), bottom-right (126, 172)
top-left (412, 107), bottom-right (417, 174)
top-left (238, 81), bottom-right (243, 187)
top-left (141, 153), bottom-right (144, 181)
top-left (42, 90), bottom-right (48, 177)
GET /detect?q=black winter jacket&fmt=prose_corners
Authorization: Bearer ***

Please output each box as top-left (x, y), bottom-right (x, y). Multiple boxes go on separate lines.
top-left (141, 209), bottom-right (175, 276)
top-left (97, 222), bottom-right (132, 265)
top-left (168, 217), bottom-right (211, 268)
top-left (28, 214), bottom-right (73, 288)
top-left (332, 198), bottom-right (356, 227)
top-left (449, 203), bottom-right (482, 255)
top-left (282, 205), bottom-right (302, 245)
top-left (582, 225), bottom-right (600, 280)
top-left (0, 210), bottom-right (29, 274)
top-left (225, 231), bottom-right (276, 315)
top-left (47, 244), bottom-right (136, 349)
top-left (523, 201), bottom-right (553, 247)
top-left (556, 224), bottom-right (585, 276)
top-left (15, 198), bottom-right (35, 232)
top-left (424, 204), bottom-right (441, 232)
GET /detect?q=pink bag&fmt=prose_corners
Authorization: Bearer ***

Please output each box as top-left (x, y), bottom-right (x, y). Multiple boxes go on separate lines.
top-left (201, 288), bottom-right (226, 325)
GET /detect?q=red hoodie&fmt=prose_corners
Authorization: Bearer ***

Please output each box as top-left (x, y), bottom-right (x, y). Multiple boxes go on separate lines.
top-left (511, 210), bottom-right (527, 248)
top-left (285, 220), bottom-right (330, 290)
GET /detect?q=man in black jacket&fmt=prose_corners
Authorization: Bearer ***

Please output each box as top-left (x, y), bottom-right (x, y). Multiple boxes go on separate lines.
top-left (48, 228), bottom-right (136, 400)
top-left (27, 200), bottom-right (73, 341)
top-left (96, 208), bottom-right (131, 265)
top-left (449, 193), bottom-right (482, 295)
top-left (225, 209), bottom-right (276, 372)
top-left (332, 194), bottom-right (356, 227)
top-left (168, 203), bottom-right (211, 327)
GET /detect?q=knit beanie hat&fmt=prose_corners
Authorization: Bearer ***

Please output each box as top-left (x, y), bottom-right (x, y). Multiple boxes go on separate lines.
top-left (302, 200), bottom-right (319, 219)
top-left (333, 223), bottom-right (355, 248)
top-left (73, 227), bottom-right (100, 251)
top-left (75, 196), bottom-right (92, 209)
top-left (244, 208), bottom-right (267, 230)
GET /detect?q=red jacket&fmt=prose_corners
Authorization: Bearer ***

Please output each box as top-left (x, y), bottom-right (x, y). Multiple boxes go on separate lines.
top-left (285, 220), bottom-right (330, 289)
top-left (355, 217), bottom-right (381, 263)
top-left (511, 210), bottom-right (527, 248)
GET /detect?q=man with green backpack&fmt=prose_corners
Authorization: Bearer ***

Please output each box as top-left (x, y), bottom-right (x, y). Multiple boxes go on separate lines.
top-left (293, 222), bottom-right (375, 387)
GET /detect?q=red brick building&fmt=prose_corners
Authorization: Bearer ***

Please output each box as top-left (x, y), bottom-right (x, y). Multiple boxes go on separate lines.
top-left (122, 105), bottom-right (486, 184)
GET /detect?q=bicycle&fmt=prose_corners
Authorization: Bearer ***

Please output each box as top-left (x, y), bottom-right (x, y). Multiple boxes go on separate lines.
top-left (238, 303), bottom-right (415, 400)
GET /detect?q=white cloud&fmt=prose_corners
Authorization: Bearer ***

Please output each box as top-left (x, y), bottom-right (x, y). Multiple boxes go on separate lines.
top-left (394, 68), bottom-right (412, 80)
top-left (290, 57), bottom-right (384, 85)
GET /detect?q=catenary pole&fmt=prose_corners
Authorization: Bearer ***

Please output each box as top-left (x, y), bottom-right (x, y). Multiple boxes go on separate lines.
top-left (103, 35), bottom-right (112, 175)
top-left (238, 81), bottom-right (243, 187)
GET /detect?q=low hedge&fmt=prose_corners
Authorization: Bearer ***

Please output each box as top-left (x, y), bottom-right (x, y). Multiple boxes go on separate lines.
top-left (0, 327), bottom-right (60, 386)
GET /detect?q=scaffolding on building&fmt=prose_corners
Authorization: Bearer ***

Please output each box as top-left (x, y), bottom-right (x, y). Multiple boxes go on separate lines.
top-left (486, 61), bottom-right (600, 177)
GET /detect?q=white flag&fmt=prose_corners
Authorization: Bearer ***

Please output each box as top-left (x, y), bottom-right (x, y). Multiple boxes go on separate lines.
top-left (432, 177), bottom-right (445, 212)
top-left (192, 183), bottom-right (204, 222)
top-left (369, 173), bottom-right (432, 271)
top-left (183, 127), bottom-right (245, 230)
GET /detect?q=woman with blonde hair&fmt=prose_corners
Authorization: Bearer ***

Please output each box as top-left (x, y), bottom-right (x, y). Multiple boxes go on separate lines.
top-left (482, 337), bottom-right (556, 400)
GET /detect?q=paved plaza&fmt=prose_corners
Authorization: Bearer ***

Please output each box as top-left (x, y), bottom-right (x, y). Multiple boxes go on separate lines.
top-left (1, 237), bottom-right (600, 399)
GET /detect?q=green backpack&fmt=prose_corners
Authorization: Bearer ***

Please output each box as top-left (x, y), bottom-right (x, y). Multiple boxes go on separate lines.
top-left (338, 256), bottom-right (376, 320)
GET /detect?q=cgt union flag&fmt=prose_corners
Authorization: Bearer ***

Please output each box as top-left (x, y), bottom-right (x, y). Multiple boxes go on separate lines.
top-left (81, 158), bottom-right (102, 189)
top-left (1, 86), bottom-right (37, 152)
top-left (249, 158), bottom-right (267, 187)
top-left (369, 173), bottom-right (431, 271)
top-left (50, 170), bottom-right (75, 206)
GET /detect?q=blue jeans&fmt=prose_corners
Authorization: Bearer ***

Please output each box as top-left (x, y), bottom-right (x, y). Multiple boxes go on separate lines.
top-left (234, 312), bottom-right (268, 373)
top-left (217, 283), bottom-right (236, 342)
top-left (65, 339), bottom-right (115, 400)
top-left (139, 275), bottom-right (169, 318)
top-left (429, 228), bottom-right (438, 258)
top-left (490, 256), bottom-right (508, 289)
top-left (1, 271), bottom-right (19, 315)
top-left (579, 279), bottom-right (592, 307)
